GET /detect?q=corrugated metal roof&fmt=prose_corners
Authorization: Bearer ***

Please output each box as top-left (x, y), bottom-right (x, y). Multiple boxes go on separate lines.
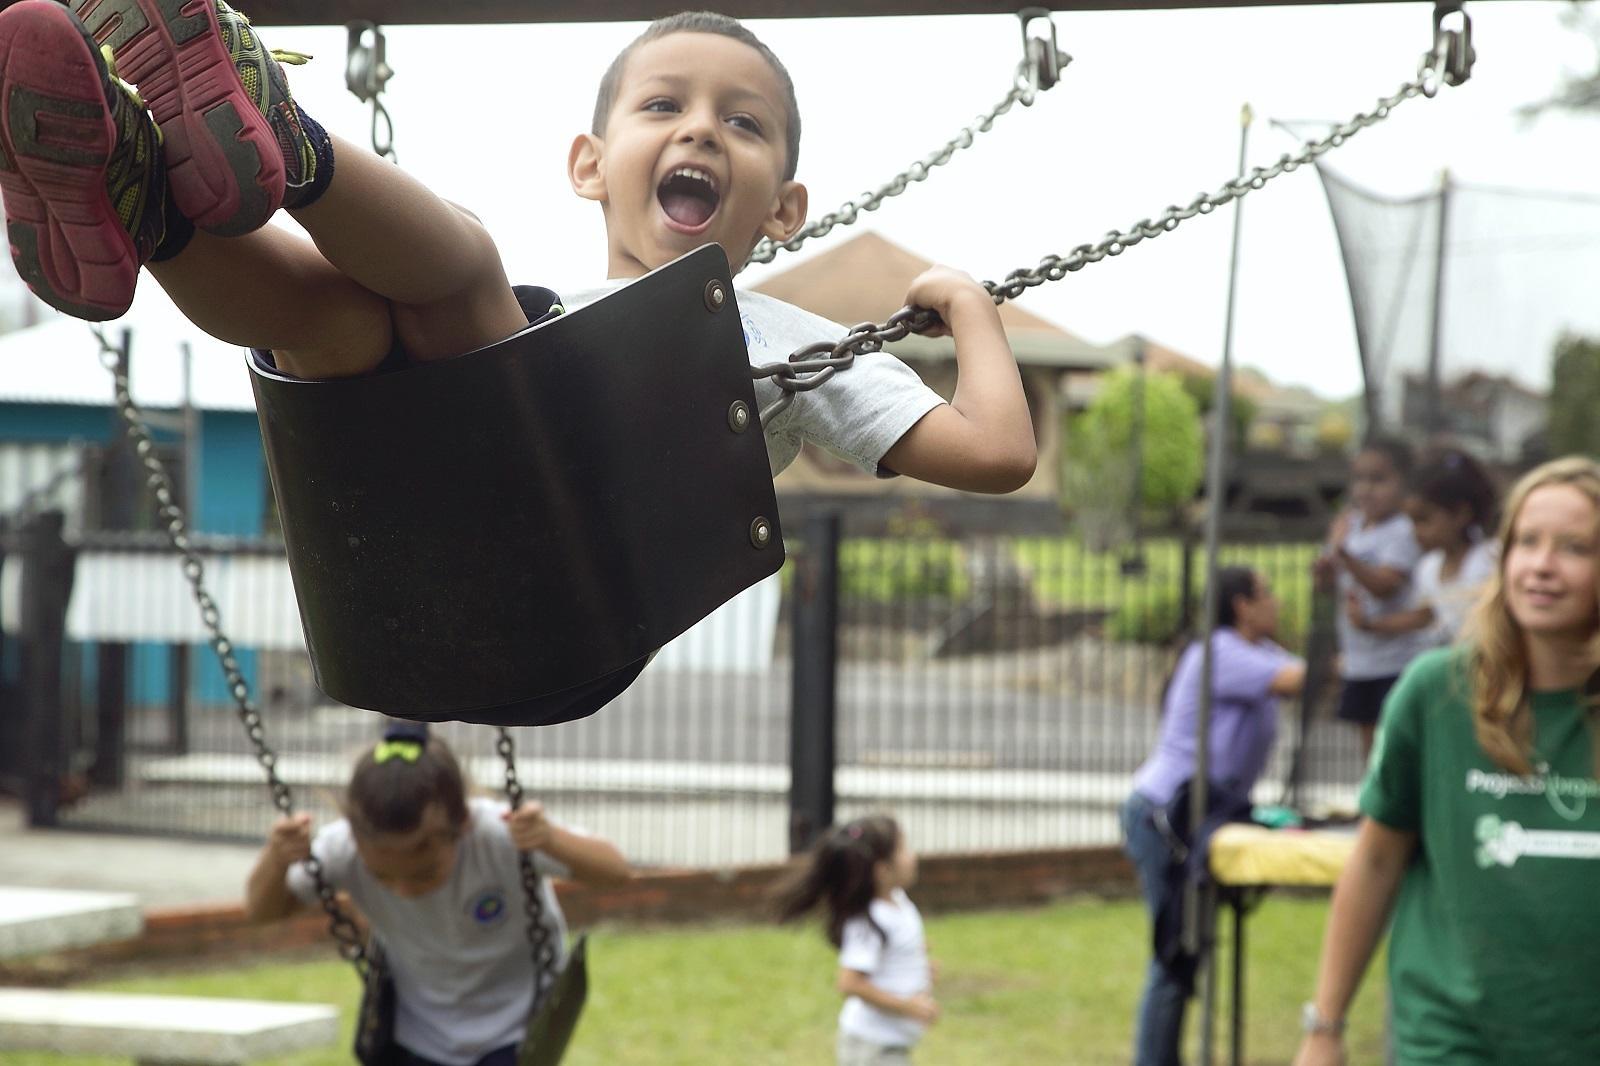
top-left (0, 289), bottom-right (258, 412)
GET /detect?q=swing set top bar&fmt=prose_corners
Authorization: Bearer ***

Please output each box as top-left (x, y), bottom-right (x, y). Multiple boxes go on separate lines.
top-left (239, 0), bottom-right (1421, 26)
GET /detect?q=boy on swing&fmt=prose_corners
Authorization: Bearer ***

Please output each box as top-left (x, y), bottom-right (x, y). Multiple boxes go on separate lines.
top-left (0, 1), bottom-right (1036, 492)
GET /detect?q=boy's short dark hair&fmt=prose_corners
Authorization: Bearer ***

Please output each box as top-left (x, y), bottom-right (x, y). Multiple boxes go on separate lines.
top-left (592, 11), bottom-right (802, 182)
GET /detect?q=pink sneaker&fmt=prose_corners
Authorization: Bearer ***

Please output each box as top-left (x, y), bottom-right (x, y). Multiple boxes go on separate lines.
top-left (71, 0), bottom-right (291, 236)
top-left (0, 0), bottom-right (172, 320)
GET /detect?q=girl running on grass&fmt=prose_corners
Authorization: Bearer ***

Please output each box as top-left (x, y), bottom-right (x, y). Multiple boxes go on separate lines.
top-left (775, 816), bottom-right (936, 1065)
top-left (245, 723), bottom-right (629, 1066)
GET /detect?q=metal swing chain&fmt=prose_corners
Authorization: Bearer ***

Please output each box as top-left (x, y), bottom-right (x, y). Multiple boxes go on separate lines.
top-left (88, 325), bottom-right (370, 970)
top-left (752, 4), bottom-right (1474, 425)
top-left (495, 728), bottom-right (561, 1001)
top-left (346, 21), bottom-right (396, 162)
top-left (747, 9), bottom-right (1068, 267)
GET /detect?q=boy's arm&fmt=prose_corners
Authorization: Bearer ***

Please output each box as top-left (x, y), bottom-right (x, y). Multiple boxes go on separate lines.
top-left (878, 268), bottom-right (1037, 494)
top-left (245, 814), bottom-right (312, 923)
top-left (505, 804), bottom-right (631, 886)
top-left (1337, 550), bottom-right (1408, 600)
top-left (1350, 603), bottom-right (1435, 636)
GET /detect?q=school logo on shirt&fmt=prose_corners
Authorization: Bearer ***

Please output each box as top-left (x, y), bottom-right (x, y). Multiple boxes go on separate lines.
top-left (468, 890), bottom-right (509, 925)
top-left (1474, 815), bottom-right (1600, 869)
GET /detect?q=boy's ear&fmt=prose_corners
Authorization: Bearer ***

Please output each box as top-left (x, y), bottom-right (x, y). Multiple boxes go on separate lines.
top-left (569, 133), bottom-right (607, 202)
top-left (761, 179), bottom-right (808, 242)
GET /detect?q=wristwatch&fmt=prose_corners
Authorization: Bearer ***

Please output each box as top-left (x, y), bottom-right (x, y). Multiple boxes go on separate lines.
top-left (1301, 1002), bottom-right (1345, 1036)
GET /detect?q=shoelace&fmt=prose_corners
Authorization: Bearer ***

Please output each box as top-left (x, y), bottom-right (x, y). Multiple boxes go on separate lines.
top-left (234, 7), bottom-right (311, 66)
top-left (100, 44), bottom-right (149, 111)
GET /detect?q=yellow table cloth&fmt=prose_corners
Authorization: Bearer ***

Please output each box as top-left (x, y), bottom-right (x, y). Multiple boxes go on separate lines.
top-left (1208, 823), bottom-right (1358, 888)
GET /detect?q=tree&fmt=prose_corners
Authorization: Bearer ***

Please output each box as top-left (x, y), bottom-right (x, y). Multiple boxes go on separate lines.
top-left (1521, 3), bottom-right (1600, 118)
top-left (1315, 409), bottom-right (1356, 455)
top-left (1549, 334), bottom-right (1600, 458)
top-left (1060, 367), bottom-right (1204, 547)
top-left (1179, 370), bottom-right (1257, 450)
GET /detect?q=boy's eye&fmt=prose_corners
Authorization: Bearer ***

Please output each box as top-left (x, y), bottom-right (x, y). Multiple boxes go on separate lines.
top-left (643, 98), bottom-right (678, 114)
top-left (727, 113), bottom-right (761, 134)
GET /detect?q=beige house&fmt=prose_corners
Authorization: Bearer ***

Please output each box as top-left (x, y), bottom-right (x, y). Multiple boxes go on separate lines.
top-left (753, 231), bottom-right (1114, 502)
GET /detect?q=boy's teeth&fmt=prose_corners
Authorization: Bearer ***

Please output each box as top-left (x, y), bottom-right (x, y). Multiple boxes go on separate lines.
top-left (659, 167), bottom-right (720, 227)
top-left (671, 167), bottom-right (713, 186)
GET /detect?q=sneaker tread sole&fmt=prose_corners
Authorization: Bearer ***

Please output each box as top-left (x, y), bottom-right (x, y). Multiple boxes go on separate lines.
top-left (71, 0), bottom-right (280, 236)
top-left (0, 1), bottom-right (136, 320)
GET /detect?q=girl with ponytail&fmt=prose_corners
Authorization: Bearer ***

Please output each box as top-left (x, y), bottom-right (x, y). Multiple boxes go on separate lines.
top-left (776, 816), bottom-right (936, 1064)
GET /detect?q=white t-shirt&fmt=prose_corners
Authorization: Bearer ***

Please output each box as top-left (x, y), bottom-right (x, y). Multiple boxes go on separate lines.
top-left (286, 798), bottom-right (570, 1065)
top-left (562, 281), bottom-right (946, 477)
top-left (1413, 539), bottom-right (1497, 646)
top-left (1336, 511), bottom-right (1428, 680)
top-left (837, 888), bottom-right (932, 1048)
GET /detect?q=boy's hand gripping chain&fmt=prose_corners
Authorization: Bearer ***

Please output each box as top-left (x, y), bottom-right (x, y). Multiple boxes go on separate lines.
top-left (746, 8), bottom-right (1069, 266)
top-left (753, 2), bottom-right (1475, 425)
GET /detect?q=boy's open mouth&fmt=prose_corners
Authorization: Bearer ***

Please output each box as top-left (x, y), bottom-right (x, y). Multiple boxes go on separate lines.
top-left (658, 166), bottom-right (720, 231)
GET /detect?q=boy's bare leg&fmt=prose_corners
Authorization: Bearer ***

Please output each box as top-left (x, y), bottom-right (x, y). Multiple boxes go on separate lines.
top-left (289, 135), bottom-right (529, 364)
top-left (148, 136), bottom-right (528, 378)
top-left (148, 227), bottom-right (393, 380)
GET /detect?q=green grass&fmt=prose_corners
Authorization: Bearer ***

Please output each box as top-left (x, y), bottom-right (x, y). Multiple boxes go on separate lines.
top-left (4, 896), bottom-right (1386, 1066)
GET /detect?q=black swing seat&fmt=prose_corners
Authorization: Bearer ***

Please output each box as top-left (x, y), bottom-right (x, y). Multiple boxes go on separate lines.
top-left (248, 245), bottom-right (784, 727)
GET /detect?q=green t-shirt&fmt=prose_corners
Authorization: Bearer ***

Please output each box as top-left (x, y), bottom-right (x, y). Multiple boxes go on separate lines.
top-left (1360, 648), bottom-right (1600, 1065)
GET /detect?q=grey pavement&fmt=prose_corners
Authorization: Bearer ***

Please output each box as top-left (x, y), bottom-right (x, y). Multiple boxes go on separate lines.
top-left (0, 798), bottom-right (258, 907)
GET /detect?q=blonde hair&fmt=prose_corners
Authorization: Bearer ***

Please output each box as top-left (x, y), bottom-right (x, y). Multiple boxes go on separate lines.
top-left (1465, 456), bottom-right (1600, 775)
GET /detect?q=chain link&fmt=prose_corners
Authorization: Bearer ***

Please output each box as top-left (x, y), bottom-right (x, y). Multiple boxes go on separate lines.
top-left (755, 35), bottom-right (1468, 421)
top-left (496, 728), bottom-right (561, 1002)
top-left (89, 325), bottom-right (369, 968)
top-left (747, 62), bottom-right (1051, 266)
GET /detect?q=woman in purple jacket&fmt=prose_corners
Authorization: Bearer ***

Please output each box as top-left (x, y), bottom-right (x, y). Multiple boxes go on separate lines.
top-left (1122, 566), bottom-right (1307, 1066)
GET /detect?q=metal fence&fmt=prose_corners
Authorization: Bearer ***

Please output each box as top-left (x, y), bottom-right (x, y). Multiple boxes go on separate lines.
top-left (2, 508), bottom-right (1365, 868)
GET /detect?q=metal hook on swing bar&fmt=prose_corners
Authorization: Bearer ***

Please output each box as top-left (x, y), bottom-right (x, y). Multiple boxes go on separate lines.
top-left (1017, 8), bottom-right (1069, 96)
top-left (346, 21), bottom-right (396, 159)
top-left (1421, 1), bottom-right (1473, 96)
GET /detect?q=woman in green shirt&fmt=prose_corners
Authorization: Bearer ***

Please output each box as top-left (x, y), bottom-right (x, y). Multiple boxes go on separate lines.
top-left (1295, 456), bottom-right (1600, 1066)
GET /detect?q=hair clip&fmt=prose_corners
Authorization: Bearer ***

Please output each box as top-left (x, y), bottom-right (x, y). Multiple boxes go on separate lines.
top-left (373, 739), bottom-right (422, 764)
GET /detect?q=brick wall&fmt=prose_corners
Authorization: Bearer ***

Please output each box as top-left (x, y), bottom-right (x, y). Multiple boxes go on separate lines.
top-left (7, 847), bottom-right (1133, 978)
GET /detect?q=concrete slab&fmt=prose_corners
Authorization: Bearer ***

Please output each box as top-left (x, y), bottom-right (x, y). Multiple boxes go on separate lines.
top-left (0, 989), bottom-right (339, 1062)
top-left (0, 887), bottom-right (142, 960)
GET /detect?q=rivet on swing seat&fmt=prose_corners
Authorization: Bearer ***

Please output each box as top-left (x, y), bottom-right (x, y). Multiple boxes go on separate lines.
top-left (248, 245), bottom-right (784, 727)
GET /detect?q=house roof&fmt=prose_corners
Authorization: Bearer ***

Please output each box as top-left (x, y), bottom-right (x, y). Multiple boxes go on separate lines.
top-left (752, 231), bottom-right (1117, 369)
top-left (0, 289), bottom-right (257, 412)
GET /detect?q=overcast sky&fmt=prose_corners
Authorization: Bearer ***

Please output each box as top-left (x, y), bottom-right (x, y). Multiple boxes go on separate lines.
top-left (11, 2), bottom-right (1598, 400)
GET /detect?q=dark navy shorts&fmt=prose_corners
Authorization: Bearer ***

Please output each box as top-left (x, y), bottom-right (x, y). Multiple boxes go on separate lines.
top-left (1337, 674), bottom-right (1400, 726)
